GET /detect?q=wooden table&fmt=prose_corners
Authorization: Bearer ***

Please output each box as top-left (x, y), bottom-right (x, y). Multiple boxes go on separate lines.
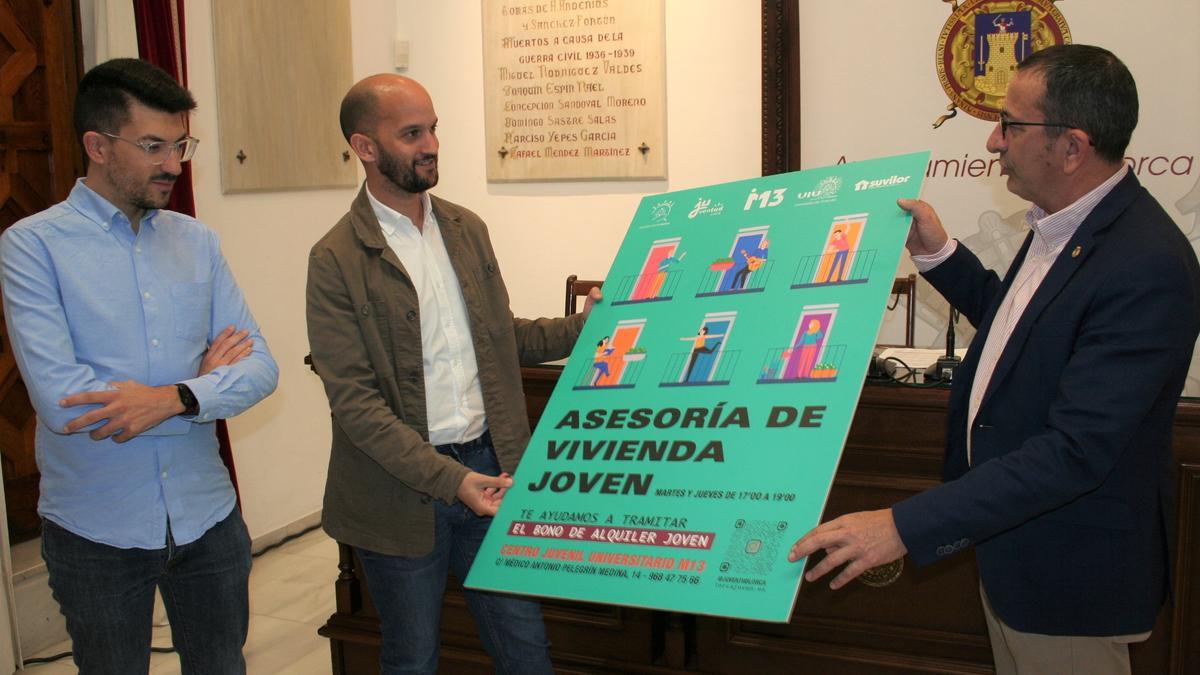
top-left (318, 366), bottom-right (1200, 673)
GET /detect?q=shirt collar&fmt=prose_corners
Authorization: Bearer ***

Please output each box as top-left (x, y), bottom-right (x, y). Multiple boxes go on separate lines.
top-left (68, 177), bottom-right (162, 232)
top-left (365, 184), bottom-right (434, 238)
top-left (1025, 164), bottom-right (1129, 254)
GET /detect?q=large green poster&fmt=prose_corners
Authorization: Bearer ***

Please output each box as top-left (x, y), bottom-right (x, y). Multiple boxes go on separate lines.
top-left (466, 152), bottom-right (930, 621)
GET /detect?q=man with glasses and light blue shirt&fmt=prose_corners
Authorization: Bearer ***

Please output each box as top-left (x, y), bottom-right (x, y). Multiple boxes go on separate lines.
top-left (0, 58), bottom-right (277, 673)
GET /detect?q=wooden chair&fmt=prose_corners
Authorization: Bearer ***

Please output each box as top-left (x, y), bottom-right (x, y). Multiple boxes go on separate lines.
top-left (565, 274), bottom-right (603, 316)
top-left (890, 274), bottom-right (918, 347)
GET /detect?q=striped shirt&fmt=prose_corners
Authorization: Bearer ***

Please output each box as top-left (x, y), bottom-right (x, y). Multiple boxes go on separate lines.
top-left (912, 165), bottom-right (1129, 463)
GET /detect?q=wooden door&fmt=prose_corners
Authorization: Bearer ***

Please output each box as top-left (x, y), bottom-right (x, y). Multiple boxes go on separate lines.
top-left (0, 0), bottom-right (83, 543)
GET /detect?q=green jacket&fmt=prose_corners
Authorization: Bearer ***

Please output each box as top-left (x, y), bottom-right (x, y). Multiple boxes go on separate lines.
top-left (306, 187), bottom-right (584, 556)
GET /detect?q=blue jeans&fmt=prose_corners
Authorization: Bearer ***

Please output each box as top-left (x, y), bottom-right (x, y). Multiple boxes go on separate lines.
top-left (355, 432), bottom-right (553, 675)
top-left (825, 250), bottom-right (849, 282)
top-left (41, 508), bottom-right (251, 675)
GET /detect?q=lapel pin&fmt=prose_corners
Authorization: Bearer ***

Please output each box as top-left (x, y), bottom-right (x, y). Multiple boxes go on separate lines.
top-left (1071, 245), bottom-right (1081, 258)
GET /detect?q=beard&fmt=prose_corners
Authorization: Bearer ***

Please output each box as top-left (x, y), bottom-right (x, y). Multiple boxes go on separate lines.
top-left (109, 159), bottom-right (176, 212)
top-left (129, 171), bottom-right (177, 211)
top-left (378, 145), bottom-right (438, 194)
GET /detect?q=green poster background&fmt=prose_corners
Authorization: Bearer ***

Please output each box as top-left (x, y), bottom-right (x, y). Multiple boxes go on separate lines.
top-left (465, 152), bottom-right (930, 621)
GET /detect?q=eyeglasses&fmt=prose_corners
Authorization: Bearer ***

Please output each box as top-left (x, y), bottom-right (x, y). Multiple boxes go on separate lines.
top-left (998, 114), bottom-right (1072, 139)
top-left (100, 132), bottom-right (200, 164)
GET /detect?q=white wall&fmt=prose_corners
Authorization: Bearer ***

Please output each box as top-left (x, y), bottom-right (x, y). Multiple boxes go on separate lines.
top-left (798, 0), bottom-right (1200, 392)
top-left (183, 0), bottom-right (762, 539)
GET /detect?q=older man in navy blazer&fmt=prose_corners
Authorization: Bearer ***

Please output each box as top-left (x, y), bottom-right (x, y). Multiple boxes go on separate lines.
top-left (790, 45), bottom-right (1200, 674)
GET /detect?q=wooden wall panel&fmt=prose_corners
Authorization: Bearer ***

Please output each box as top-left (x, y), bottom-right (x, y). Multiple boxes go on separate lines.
top-left (211, 0), bottom-right (356, 193)
top-left (0, 0), bottom-right (83, 544)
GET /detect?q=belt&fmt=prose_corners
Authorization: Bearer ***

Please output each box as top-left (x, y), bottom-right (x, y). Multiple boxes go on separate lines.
top-left (434, 429), bottom-right (492, 459)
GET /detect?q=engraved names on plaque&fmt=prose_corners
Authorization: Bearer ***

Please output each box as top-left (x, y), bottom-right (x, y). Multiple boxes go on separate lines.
top-left (482, 0), bottom-right (666, 181)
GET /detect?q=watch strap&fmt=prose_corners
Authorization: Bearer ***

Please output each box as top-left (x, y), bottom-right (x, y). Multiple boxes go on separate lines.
top-left (175, 383), bottom-right (200, 416)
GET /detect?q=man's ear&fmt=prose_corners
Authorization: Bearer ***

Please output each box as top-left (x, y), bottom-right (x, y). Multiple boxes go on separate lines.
top-left (348, 133), bottom-right (376, 164)
top-left (1060, 128), bottom-right (1092, 175)
top-left (81, 131), bottom-right (109, 165)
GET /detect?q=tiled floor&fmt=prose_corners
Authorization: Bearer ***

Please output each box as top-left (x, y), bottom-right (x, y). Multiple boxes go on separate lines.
top-left (18, 528), bottom-right (340, 674)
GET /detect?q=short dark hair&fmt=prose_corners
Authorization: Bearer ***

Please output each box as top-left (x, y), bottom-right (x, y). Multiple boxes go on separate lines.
top-left (1017, 44), bottom-right (1137, 163)
top-left (73, 58), bottom-right (196, 139)
top-left (339, 87), bottom-right (379, 141)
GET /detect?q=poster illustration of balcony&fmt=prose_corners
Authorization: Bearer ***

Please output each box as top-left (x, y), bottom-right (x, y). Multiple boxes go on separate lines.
top-left (466, 151), bottom-right (930, 622)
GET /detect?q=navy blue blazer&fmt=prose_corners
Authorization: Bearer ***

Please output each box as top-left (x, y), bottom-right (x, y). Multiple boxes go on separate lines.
top-left (892, 172), bottom-right (1200, 636)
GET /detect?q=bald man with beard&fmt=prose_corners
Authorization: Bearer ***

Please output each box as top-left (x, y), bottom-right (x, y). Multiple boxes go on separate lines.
top-left (306, 75), bottom-right (600, 674)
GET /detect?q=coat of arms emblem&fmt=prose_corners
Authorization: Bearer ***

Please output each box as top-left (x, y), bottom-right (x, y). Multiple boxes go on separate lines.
top-left (933, 0), bottom-right (1071, 127)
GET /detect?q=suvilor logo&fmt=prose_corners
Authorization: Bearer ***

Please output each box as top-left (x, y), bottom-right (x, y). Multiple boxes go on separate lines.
top-left (854, 175), bottom-right (911, 191)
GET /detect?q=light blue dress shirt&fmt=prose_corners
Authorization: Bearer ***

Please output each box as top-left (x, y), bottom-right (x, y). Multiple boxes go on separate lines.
top-left (0, 179), bottom-right (278, 549)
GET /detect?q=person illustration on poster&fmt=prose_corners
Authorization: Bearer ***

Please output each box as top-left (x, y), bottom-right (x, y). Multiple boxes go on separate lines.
top-left (645, 250), bottom-right (687, 301)
top-left (682, 326), bottom-right (724, 382)
top-left (791, 319), bottom-right (825, 378)
top-left (764, 305), bottom-right (838, 382)
top-left (824, 229), bottom-right (850, 283)
top-left (627, 238), bottom-right (683, 303)
top-left (591, 336), bottom-right (614, 385)
top-left (577, 318), bottom-right (648, 390)
top-left (796, 217), bottom-right (866, 289)
top-left (704, 227), bottom-right (770, 297)
top-left (657, 250), bottom-right (687, 277)
top-left (730, 238), bottom-right (769, 290)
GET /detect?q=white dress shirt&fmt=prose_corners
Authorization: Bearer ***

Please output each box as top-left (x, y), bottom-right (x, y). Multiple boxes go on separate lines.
top-left (366, 186), bottom-right (487, 445)
top-left (912, 165), bottom-right (1129, 463)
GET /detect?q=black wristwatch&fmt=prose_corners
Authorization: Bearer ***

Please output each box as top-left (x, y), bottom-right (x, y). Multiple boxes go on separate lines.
top-left (175, 383), bottom-right (200, 417)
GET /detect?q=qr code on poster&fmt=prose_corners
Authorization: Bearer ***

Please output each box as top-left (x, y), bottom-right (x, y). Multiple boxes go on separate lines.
top-left (720, 519), bottom-right (788, 576)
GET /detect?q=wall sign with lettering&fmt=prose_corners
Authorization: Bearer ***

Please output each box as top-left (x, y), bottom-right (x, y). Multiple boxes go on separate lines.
top-left (482, 0), bottom-right (666, 181)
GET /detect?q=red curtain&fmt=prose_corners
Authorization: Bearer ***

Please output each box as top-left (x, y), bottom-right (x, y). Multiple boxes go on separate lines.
top-left (133, 0), bottom-right (241, 506)
top-left (132, 0), bottom-right (195, 217)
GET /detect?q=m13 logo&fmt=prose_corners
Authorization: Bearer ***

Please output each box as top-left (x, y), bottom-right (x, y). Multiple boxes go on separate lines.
top-left (743, 187), bottom-right (787, 211)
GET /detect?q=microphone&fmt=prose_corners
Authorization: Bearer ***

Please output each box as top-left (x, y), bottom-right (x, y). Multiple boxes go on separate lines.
top-left (946, 308), bottom-right (957, 354)
top-left (925, 308), bottom-right (961, 382)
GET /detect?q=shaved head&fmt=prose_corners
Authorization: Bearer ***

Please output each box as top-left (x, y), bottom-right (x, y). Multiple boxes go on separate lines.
top-left (340, 74), bottom-right (440, 199)
top-left (339, 74), bottom-right (431, 141)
